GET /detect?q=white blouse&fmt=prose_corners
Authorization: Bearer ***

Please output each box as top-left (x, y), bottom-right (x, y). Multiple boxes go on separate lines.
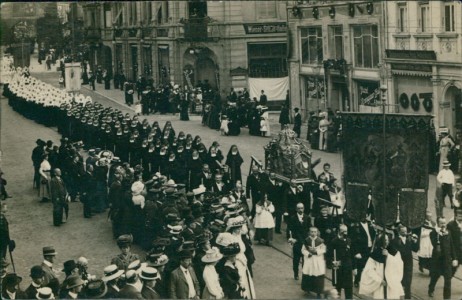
top-left (203, 265), bottom-right (224, 299)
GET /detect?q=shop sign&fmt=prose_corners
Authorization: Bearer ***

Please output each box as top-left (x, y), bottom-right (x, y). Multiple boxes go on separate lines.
top-left (386, 50), bottom-right (436, 60)
top-left (244, 23), bottom-right (287, 34)
top-left (391, 63), bottom-right (432, 73)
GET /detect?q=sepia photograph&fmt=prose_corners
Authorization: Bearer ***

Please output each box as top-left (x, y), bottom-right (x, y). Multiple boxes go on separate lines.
top-left (0, 1), bottom-right (461, 299)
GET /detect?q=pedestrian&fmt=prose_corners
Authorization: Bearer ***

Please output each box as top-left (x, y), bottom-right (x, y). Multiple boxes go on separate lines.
top-left (169, 250), bottom-right (200, 299)
top-left (260, 116), bottom-right (268, 137)
top-left (225, 145), bottom-right (243, 187)
top-left (351, 216), bottom-right (376, 287)
top-left (254, 193), bottom-right (275, 245)
top-left (59, 260), bottom-right (80, 298)
top-left (1, 273), bottom-right (28, 299)
top-left (446, 208), bottom-right (462, 275)
top-left (319, 112), bottom-right (330, 151)
top-left (35, 287), bottom-right (55, 300)
top-left (101, 264), bottom-right (124, 298)
top-left (259, 90), bottom-right (267, 106)
top-left (416, 211), bottom-right (435, 273)
top-left (293, 107), bottom-right (301, 138)
top-left (41, 246), bottom-right (60, 295)
top-left (201, 247), bottom-right (224, 299)
top-left (25, 266), bottom-right (45, 299)
top-left (32, 139), bottom-right (46, 189)
top-left (119, 270), bottom-right (142, 299)
top-left (263, 171), bottom-right (284, 234)
top-left (220, 115), bottom-right (229, 136)
top-left (287, 203), bottom-right (311, 281)
top-left (64, 275), bottom-right (84, 299)
top-left (301, 227), bottom-right (326, 298)
top-left (428, 217), bottom-right (458, 299)
top-left (219, 243), bottom-right (244, 299)
top-left (0, 167), bottom-right (12, 200)
top-left (49, 168), bottom-right (68, 226)
top-left (279, 104), bottom-right (290, 130)
top-left (390, 224), bottom-right (419, 299)
top-left (436, 160), bottom-right (455, 208)
top-left (111, 234), bottom-right (140, 271)
top-left (139, 266), bottom-right (161, 299)
top-left (39, 154), bottom-right (52, 202)
top-left (329, 224), bottom-right (354, 300)
top-left (438, 129), bottom-right (455, 170)
top-left (83, 280), bottom-right (107, 299)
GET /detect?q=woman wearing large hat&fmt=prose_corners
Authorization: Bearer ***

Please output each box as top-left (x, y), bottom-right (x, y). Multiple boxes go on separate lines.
top-left (201, 247), bottom-right (224, 299)
top-left (111, 234), bottom-right (140, 271)
top-left (219, 243), bottom-right (245, 299)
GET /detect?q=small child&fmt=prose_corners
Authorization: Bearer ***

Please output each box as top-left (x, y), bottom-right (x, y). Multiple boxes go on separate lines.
top-left (59, 76), bottom-right (64, 89)
top-left (134, 101), bottom-right (142, 116)
top-left (220, 115), bottom-right (229, 136)
top-left (260, 116), bottom-right (268, 137)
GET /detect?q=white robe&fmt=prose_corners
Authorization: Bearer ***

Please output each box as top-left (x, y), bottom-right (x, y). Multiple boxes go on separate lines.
top-left (359, 252), bottom-right (404, 299)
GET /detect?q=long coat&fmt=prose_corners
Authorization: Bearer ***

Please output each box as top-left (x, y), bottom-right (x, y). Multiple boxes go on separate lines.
top-left (329, 236), bottom-right (355, 290)
top-left (169, 266), bottom-right (200, 299)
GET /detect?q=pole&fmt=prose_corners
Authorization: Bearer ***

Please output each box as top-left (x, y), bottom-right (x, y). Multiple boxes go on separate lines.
top-left (381, 85), bottom-right (387, 299)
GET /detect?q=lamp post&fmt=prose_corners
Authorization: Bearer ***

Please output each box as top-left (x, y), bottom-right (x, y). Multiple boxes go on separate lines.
top-left (380, 84), bottom-right (388, 204)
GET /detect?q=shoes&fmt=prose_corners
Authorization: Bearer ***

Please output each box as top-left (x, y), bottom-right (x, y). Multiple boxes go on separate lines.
top-left (40, 197), bottom-right (50, 203)
top-left (294, 275), bottom-right (299, 280)
top-left (428, 291), bottom-right (433, 297)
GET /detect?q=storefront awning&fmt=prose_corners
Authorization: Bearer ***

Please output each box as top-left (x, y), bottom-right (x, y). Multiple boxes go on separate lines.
top-left (392, 70), bottom-right (432, 77)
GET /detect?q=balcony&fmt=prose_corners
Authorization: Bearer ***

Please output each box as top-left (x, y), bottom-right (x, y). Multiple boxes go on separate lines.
top-left (179, 17), bottom-right (212, 41)
top-left (84, 27), bottom-right (101, 42)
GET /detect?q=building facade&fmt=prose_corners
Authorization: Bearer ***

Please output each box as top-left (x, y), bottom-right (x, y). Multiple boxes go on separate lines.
top-left (384, 0), bottom-right (462, 136)
top-left (82, 1), bottom-right (289, 101)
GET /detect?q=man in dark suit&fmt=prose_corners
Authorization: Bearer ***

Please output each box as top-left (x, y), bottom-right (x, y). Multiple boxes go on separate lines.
top-left (447, 208), bottom-right (462, 275)
top-left (195, 164), bottom-right (213, 191)
top-left (210, 173), bottom-right (230, 196)
top-left (390, 224), bottom-right (419, 299)
top-left (246, 165), bottom-right (265, 218)
top-left (263, 171), bottom-right (285, 233)
top-left (287, 203), bottom-right (311, 280)
top-left (50, 168), bottom-right (68, 226)
top-left (283, 179), bottom-right (309, 217)
top-left (25, 265), bottom-right (45, 299)
top-left (41, 246), bottom-right (60, 295)
top-left (293, 107), bottom-right (302, 138)
top-left (428, 217), bottom-right (458, 299)
top-left (329, 224), bottom-right (355, 300)
top-left (140, 266), bottom-right (161, 299)
top-left (1, 273), bottom-right (28, 299)
top-left (169, 250), bottom-right (200, 299)
top-left (351, 217), bottom-right (376, 287)
top-left (118, 270), bottom-right (143, 299)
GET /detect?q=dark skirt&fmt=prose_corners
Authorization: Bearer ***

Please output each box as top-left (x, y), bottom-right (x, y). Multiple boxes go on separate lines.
top-left (301, 274), bottom-right (324, 294)
top-left (254, 228), bottom-right (273, 242)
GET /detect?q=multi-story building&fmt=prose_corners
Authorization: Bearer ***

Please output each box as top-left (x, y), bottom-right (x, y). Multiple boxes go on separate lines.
top-left (286, 0), bottom-right (386, 118)
top-left (384, 0), bottom-right (462, 136)
top-left (82, 1), bottom-right (289, 102)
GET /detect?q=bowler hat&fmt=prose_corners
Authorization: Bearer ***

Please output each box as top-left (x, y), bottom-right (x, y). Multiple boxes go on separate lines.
top-left (181, 240), bottom-right (195, 252)
top-left (62, 260), bottom-right (77, 273)
top-left (30, 265), bottom-right (45, 279)
top-left (85, 280), bottom-right (107, 299)
top-left (42, 246), bottom-right (57, 256)
top-left (178, 250), bottom-right (193, 259)
top-left (2, 273), bottom-right (22, 286)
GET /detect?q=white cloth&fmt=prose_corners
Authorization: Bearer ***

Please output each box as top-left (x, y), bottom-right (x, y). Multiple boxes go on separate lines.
top-left (248, 77), bottom-right (289, 101)
top-left (301, 241), bottom-right (326, 276)
top-left (180, 266), bottom-right (197, 298)
top-left (329, 188), bottom-right (345, 215)
top-left (39, 160), bottom-right (51, 179)
top-left (261, 111), bottom-right (271, 137)
top-left (230, 233), bottom-right (256, 299)
top-left (220, 120), bottom-right (229, 134)
top-left (360, 222), bottom-right (373, 248)
top-left (254, 202), bottom-right (275, 229)
top-left (202, 265), bottom-right (224, 299)
top-left (437, 169), bottom-right (455, 185)
top-left (359, 253), bottom-right (404, 299)
top-left (134, 104), bottom-right (142, 114)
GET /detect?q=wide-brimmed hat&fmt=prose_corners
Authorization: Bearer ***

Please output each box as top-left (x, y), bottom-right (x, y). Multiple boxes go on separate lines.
top-left (3, 273), bottom-right (22, 286)
top-left (146, 253), bottom-right (169, 267)
top-left (85, 280), bottom-right (107, 299)
top-left (102, 264), bottom-right (124, 282)
top-left (30, 265), bottom-right (45, 279)
top-left (139, 267), bottom-right (160, 281)
top-left (42, 246), bottom-right (57, 256)
top-left (443, 160), bottom-right (451, 167)
top-left (181, 240), bottom-right (196, 252)
top-left (201, 247), bottom-right (223, 263)
top-left (221, 243), bottom-right (240, 257)
top-left (193, 185), bottom-right (206, 196)
top-left (36, 287), bottom-right (54, 299)
top-left (116, 234), bottom-right (133, 247)
top-left (226, 216), bottom-right (246, 231)
top-left (65, 275), bottom-right (84, 289)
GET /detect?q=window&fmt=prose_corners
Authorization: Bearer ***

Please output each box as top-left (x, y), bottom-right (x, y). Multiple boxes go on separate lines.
top-left (144, 2), bottom-right (152, 23)
top-left (143, 46), bottom-right (152, 76)
top-left (188, 0), bottom-right (207, 18)
top-left (248, 43), bottom-right (287, 78)
top-left (397, 3), bottom-right (407, 32)
top-left (329, 26), bottom-right (343, 59)
top-left (104, 3), bottom-right (112, 28)
top-left (129, 2), bottom-right (137, 25)
top-left (257, 2), bottom-right (277, 19)
top-left (353, 25), bottom-right (379, 68)
top-left (300, 27), bottom-right (323, 64)
top-left (418, 3), bottom-right (430, 32)
top-left (444, 4), bottom-right (455, 32)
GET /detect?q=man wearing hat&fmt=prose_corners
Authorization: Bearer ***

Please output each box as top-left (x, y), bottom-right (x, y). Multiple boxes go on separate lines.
top-left (139, 266), bottom-right (161, 299)
top-left (119, 270), bottom-right (143, 299)
top-left (59, 260), bottom-right (79, 298)
top-left (101, 264), bottom-right (124, 298)
top-left (437, 160), bottom-right (455, 208)
top-left (111, 234), bottom-right (140, 271)
top-left (146, 252), bottom-right (169, 298)
top-left (83, 280), bottom-right (107, 299)
top-left (169, 250), bottom-right (200, 299)
top-left (49, 168), bottom-right (68, 226)
top-left (35, 287), bottom-right (55, 300)
top-left (41, 246), bottom-right (60, 295)
top-left (293, 107), bottom-right (302, 138)
top-left (26, 266), bottom-right (45, 299)
top-left (64, 275), bottom-right (84, 299)
top-left (2, 273), bottom-right (27, 299)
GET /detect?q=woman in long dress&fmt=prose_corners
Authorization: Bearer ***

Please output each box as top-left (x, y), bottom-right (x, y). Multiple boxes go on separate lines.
top-left (261, 109), bottom-right (271, 137)
top-left (201, 247), bottom-right (225, 299)
top-left (359, 233), bottom-right (404, 299)
top-left (225, 145), bottom-right (243, 187)
top-left (216, 217), bottom-right (256, 299)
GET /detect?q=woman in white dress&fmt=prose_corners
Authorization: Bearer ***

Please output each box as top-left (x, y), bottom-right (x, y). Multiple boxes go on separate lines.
top-left (201, 247), bottom-right (225, 299)
top-left (261, 109), bottom-right (271, 137)
top-left (417, 212), bottom-right (435, 272)
top-left (216, 216), bottom-right (256, 299)
top-left (39, 153), bottom-right (51, 201)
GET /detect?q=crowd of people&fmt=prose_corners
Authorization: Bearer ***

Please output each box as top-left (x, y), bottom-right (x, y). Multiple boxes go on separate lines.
top-left (1, 62), bottom-right (462, 300)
